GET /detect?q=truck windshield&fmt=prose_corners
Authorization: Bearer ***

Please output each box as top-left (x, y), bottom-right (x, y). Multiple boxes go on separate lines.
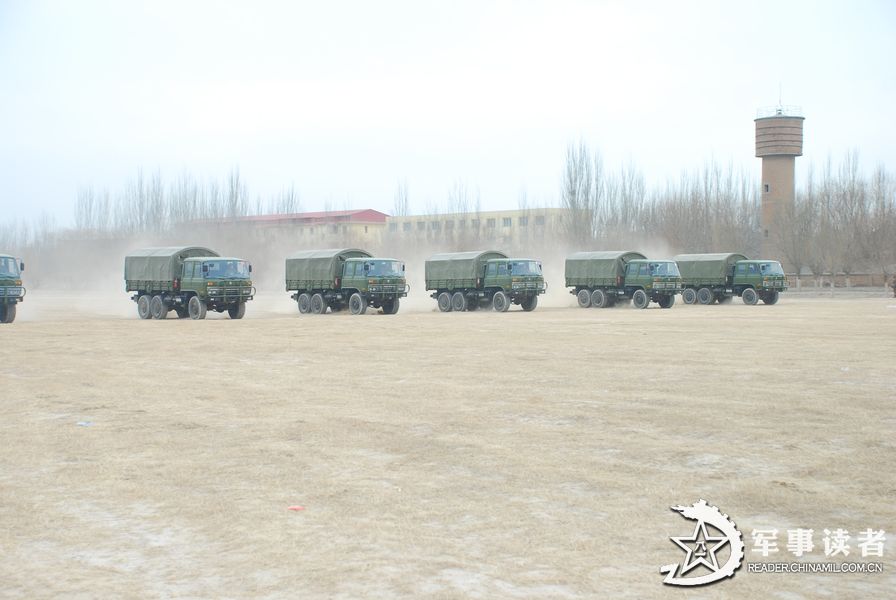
top-left (649, 262), bottom-right (680, 277)
top-left (760, 262), bottom-right (785, 276)
top-left (508, 261), bottom-right (542, 275)
top-left (203, 260), bottom-right (250, 279)
top-left (0, 257), bottom-right (20, 278)
top-left (365, 260), bottom-right (404, 277)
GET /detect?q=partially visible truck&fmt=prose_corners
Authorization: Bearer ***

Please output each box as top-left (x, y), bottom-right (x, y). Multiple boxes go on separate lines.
top-left (674, 253), bottom-right (788, 305)
top-left (0, 254), bottom-right (25, 324)
top-left (125, 246), bottom-right (255, 320)
top-left (425, 250), bottom-right (545, 312)
top-left (286, 248), bottom-right (407, 315)
top-left (566, 251), bottom-right (681, 309)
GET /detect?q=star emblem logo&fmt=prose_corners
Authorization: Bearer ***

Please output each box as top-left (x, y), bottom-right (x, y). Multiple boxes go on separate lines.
top-left (671, 521), bottom-right (730, 575)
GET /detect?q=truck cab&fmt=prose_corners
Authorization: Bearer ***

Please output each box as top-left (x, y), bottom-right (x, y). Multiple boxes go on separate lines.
top-left (484, 258), bottom-right (545, 292)
top-left (182, 257), bottom-right (254, 304)
top-left (733, 260), bottom-right (787, 304)
top-left (624, 260), bottom-right (682, 293)
top-left (341, 257), bottom-right (406, 297)
top-left (0, 255), bottom-right (25, 324)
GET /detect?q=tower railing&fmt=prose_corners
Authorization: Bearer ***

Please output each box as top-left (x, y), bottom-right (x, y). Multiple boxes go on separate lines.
top-left (756, 105), bottom-right (803, 119)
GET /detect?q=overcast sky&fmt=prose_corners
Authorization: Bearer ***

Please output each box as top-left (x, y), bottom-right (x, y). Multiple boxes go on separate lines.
top-left (1, 0), bottom-right (894, 223)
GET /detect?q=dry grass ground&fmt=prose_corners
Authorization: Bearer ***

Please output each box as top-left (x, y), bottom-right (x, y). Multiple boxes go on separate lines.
top-left (1, 292), bottom-right (894, 599)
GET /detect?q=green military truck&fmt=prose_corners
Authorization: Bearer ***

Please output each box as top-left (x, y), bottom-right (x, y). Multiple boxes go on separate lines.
top-left (286, 248), bottom-right (407, 315)
top-left (674, 253), bottom-right (788, 305)
top-left (566, 251), bottom-right (681, 309)
top-left (425, 250), bottom-right (545, 312)
top-left (125, 246), bottom-right (255, 320)
top-left (0, 254), bottom-right (26, 324)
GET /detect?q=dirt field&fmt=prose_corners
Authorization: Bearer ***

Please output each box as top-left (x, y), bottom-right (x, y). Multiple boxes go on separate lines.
top-left (1, 292), bottom-right (894, 598)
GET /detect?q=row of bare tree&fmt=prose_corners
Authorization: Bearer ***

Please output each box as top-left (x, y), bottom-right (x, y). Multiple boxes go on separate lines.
top-left (560, 142), bottom-right (895, 276)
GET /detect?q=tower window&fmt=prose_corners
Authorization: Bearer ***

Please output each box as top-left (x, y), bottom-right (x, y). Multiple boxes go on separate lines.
top-left (764, 229), bottom-right (769, 238)
top-left (763, 184), bottom-right (770, 193)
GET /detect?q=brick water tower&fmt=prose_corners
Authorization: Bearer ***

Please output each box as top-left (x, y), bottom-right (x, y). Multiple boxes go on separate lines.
top-left (755, 105), bottom-right (804, 264)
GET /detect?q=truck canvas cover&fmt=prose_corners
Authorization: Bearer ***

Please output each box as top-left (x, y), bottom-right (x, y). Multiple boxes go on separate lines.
top-left (425, 250), bottom-right (508, 288)
top-left (674, 253), bottom-right (749, 282)
top-left (565, 251), bottom-right (646, 285)
top-left (285, 248), bottom-right (372, 285)
top-left (125, 246), bottom-right (219, 282)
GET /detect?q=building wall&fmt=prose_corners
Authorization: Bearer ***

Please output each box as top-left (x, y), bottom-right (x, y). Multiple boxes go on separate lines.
top-left (760, 154), bottom-right (795, 261)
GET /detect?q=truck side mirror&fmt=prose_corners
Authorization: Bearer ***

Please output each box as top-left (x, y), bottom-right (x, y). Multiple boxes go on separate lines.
top-left (19, 262), bottom-right (24, 272)
top-left (507, 263), bottom-right (512, 273)
top-left (402, 264), bottom-right (405, 272)
top-left (202, 265), bottom-right (209, 273)
top-left (249, 264), bottom-right (253, 273)
top-left (364, 263), bottom-right (370, 272)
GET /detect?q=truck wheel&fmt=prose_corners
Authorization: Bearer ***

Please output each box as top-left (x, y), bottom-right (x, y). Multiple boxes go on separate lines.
top-left (188, 296), bottom-right (207, 320)
top-left (437, 292), bottom-right (452, 312)
top-left (590, 289), bottom-right (607, 308)
top-left (763, 290), bottom-right (780, 305)
top-left (632, 289), bottom-right (649, 309)
top-left (228, 302), bottom-right (246, 319)
top-left (382, 298), bottom-right (400, 314)
top-left (658, 295), bottom-right (675, 309)
top-left (297, 293), bottom-right (311, 314)
top-left (136, 295), bottom-right (152, 319)
top-left (681, 288), bottom-right (697, 304)
top-left (451, 292), bottom-right (467, 312)
top-left (492, 291), bottom-right (510, 312)
top-left (576, 289), bottom-right (592, 308)
top-left (521, 295), bottom-right (538, 311)
top-left (742, 288), bottom-right (759, 305)
top-left (349, 293), bottom-right (366, 315)
top-left (150, 295), bottom-right (168, 319)
top-left (697, 287), bottom-right (713, 305)
top-left (1, 304), bottom-right (15, 323)
top-left (311, 293), bottom-right (328, 314)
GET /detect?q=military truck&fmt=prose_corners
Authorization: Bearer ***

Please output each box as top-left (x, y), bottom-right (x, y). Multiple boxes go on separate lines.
top-left (286, 248), bottom-right (407, 315)
top-left (566, 251), bottom-right (680, 309)
top-left (125, 246), bottom-right (255, 320)
top-left (0, 254), bottom-right (26, 324)
top-left (425, 250), bottom-right (545, 312)
top-left (674, 253), bottom-right (788, 305)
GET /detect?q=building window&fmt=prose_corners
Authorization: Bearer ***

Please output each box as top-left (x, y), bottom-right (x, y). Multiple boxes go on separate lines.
top-left (403, 222), bottom-right (412, 232)
top-left (764, 184), bottom-right (770, 193)
top-left (502, 218), bottom-right (512, 227)
top-left (430, 221), bottom-right (441, 231)
top-left (765, 229), bottom-right (769, 238)
top-left (445, 220), bottom-right (454, 230)
top-left (471, 219), bottom-right (480, 228)
top-left (330, 224), bottom-right (339, 234)
top-left (364, 225), bottom-right (368, 233)
top-left (458, 219), bottom-right (466, 229)
top-left (519, 216), bottom-right (528, 226)
top-left (389, 223), bottom-right (398, 232)
top-left (486, 218), bottom-right (496, 228)
top-left (535, 215), bottom-right (546, 226)
top-left (417, 221), bottom-right (426, 231)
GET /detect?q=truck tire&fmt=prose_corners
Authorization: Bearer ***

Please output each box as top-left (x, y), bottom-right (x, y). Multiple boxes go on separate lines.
top-left (590, 289), bottom-right (607, 308)
top-left (492, 291), bottom-right (510, 312)
top-left (349, 292), bottom-right (366, 315)
top-left (1, 304), bottom-right (15, 323)
top-left (658, 294), bottom-right (675, 309)
top-left (188, 296), bottom-right (207, 320)
top-left (383, 298), bottom-right (400, 314)
top-left (437, 292), bottom-right (452, 312)
top-left (697, 287), bottom-right (713, 305)
top-left (137, 294), bottom-right (152, 319)
top-left (576, 289), bottom-right (592, 308)
top-left (297, 293), bottom-right (311, 314)
top-left (311, 293), bottom-right (328, 314)
top-left (521, 295), bottom-right (538, 312)
top-left (742, 287), bottom-right (759, 305)
top-left (763, 290), bottom-right (780, 305)
top-left (681, 288), bottom-right (697, 304)
top-left (228, 302), bottom-right (246, 319)
top-left (451, 292), bottom-right (467, 312)
top-left (150, 295), bottom-right (167, 319)
top-left (632, 289), bottom-right (650, 309)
